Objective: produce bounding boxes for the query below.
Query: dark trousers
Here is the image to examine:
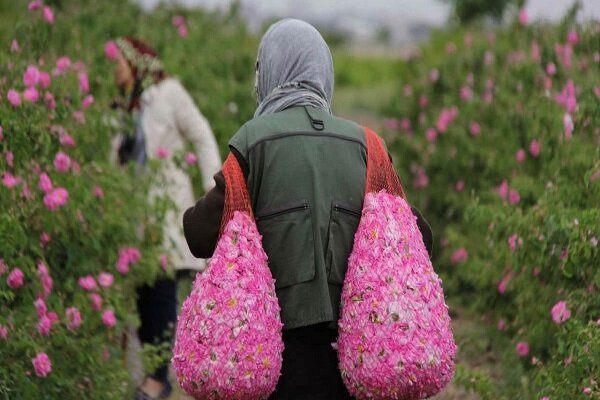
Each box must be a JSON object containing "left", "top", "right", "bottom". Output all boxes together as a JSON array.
[
  {"left": 269, "top": 323, "right": 354, "bottom": 400},
  {"left": 136, "top": 278, "right": 177, "bottom": 383}
]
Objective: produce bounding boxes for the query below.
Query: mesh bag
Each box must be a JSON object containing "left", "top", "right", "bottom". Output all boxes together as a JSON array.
[
  {"left": 337, "top": 128, "right": 456, "bottom": 399},
  {"left": 173, "top": 154, "right": 284, "bottom": 400}
]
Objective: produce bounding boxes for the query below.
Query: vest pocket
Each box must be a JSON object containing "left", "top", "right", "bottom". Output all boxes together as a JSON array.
[
  {"left": 326, "top": 202, "right": 361, "bottom": 285},
  {"left": 256, "top": 201, "right": 316, "bottom": 290}
]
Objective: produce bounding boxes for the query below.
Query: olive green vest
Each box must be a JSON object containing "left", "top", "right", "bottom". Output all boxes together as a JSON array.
[{"left": 229, "top": 106, "right": 367, "bottom": 329}]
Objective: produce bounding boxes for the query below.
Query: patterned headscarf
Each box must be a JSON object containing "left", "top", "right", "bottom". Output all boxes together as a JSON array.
[{"left": 115, "top": 37, "right": 164, "bottom": 92}]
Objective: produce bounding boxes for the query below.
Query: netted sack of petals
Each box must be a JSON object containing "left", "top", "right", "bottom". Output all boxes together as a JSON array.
[
  {"left": 172, "top": 154, "right": 284, "bottom": 400},
  {"left": 337, "top": 128, "right": 456, "bottom": 400}
]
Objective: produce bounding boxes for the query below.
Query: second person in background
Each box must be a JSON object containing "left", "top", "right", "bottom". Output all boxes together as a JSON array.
[{"left": 110, "top": 36, "right": 222, "bottom": 400}]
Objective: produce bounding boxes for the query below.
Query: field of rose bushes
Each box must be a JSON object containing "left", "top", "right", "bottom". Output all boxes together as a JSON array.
[
  {"left": 0, "top": 0, "right": 256, "bottom": 398},
  {"left": 2, "top": 0, "right": 599, "bottom": 399},
  {"left": 382, "top": 5, "right": 600, "bottom": 399}
]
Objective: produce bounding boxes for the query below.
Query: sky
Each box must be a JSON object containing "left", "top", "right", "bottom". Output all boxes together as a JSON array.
[{"left": 139, "top": 0, "right": 600, "bottom": 44}]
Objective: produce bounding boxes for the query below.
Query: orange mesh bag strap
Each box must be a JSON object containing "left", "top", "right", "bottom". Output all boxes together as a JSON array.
[
  {"left": 364, "top": 127, "right": 405, "bottom": 197},
  {"left": 220, "top": 153, "right": 253, "bottom": 235}
]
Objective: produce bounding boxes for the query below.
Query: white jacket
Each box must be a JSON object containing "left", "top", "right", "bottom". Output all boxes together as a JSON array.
[{"left": 140, "top": 78, "right": 221, "bottom": 271}]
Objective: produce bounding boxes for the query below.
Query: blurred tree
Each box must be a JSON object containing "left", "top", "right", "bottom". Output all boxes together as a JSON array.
[{"left": 443, "top": 0, "right": 525, "bottom": 23}]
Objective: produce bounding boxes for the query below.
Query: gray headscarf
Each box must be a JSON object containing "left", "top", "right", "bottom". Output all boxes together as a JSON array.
[{"left": 254, "top": 19, "right": 334, "bottom": 118}]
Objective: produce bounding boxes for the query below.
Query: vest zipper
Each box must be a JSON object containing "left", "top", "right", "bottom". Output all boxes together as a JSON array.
[
  {"left": 333, "top": 203, "right": 361, "bottom": 218},
  {"left": 256, "top": 202, "right": 309, "bottom": 221}
]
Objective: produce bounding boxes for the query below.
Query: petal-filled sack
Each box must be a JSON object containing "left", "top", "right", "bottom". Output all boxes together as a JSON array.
[
  {"left": 337, "top": 128, "right": 456, "bottom": 400},
  {"left": 173, "top": 154, "right": 284, "bottom": 400}
]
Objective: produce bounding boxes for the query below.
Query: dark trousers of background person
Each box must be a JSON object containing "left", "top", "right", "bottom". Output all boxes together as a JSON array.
[
  {"left": 269, "top": 323, "right": 354, "bottom": 400},
  {"left": 136, "top": 277, "right": 177, "bottom": 383}
]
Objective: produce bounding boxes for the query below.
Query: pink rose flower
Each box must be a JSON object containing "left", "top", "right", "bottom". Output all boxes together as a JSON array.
[
  {"left": 451, "top": 248, "right": 468, "bottom": 265},
  {"left": 43, "top": 187, "right": 69, "bottom": 211},
  {"left": 28, "top": 0, "right": 42, "bottom": 12},
  {"left": 7, "top": 268, "right": 24, "bottom": 289},
  {"left": 469, "top": 121, "right": 481, "bottom": 137},
  {"left": 55, "top": 56, "right": 71, "bottom": 74},
  {"left": 93, "top": 186, "right": 104, "bottom": 198},
  {"left": 40, "top": 232, "right": 51, "bottom": 246},
  {"left": 425, "top": 128, "right": 437, "bottom": 142},
  {"left": 155, "top": 147, "right": 171, "bottom": 159},
  {"left": 460, "top": 85, "right": 472, "bottom": 101},
  {"left": 23, "top": 65, "right": 40, "bottom": 87},
  {"left": 102, "top": 309, "right": 117, "bottom": 328},
  {"left": 32, "top": 352, "right": 52, "bottom": 377},
  {"left": 7, "top": 89, "right": 21, "bottom": 106},
  {"left": 508, "top": 234, "right": 522, "bottom": 251},
  {"left": 78, "top": 275, "right": 97, "bottom": 291},
  {"left": 44, "top": 92, "right": 56, "bottom": 110},
  {"left": 23, "top": 87, "right": 40, "bottom": 103},
  {"left": 89, "top": 293, "right": 102, "bottom": 311},
  {"left": 429, "top": 68, "right": 439, "bottom": 82},
  {"left": 35, "top": 298, "right": 47, "bottom": 318},
  {"left": 546, "top": 63, "right": 557, "bottom": 76},
  {"left": 2, "top": 172, "right": 20, "bottom": 188},
  {"left": 4, "top": 151, "right": 13, "bottom": 167},
  {"left": 509, "top": 190, "right": 520, "bottom": 205},
  {"left": 0, "top": 325, "right": 8, "bottom": 339},
  {"left": 38, "top": 173, "right": 53, "bottom": 193},
  {"left": 516, "top": 342, "right": 529, "bottom": 357},
  {"left": 455, "top": 180, "right": 465, "bottom": 192},
  {"left": 497, "top": 319, "right": 507, "bottom": 331},
  {"left": 497, "top": 273, "right": 512, "bottom": 294},
  {"left": 37, "top": 315, "right": 52, "bottom": 336},
  {"left": 53, "top": 152, "right": 71, "bottom": 173},
  {"left": 551, "top": 301, "right": 571, "bottom": 324},
  {"left": 583, "top": 388, "right": 592, "bottom": 396},
  {"left": 567, "top": 31, "right": 579, "bottom": 45},
  {"left": 10, "top": 39, "right": 19, "bottom": 53},
  {"left": 184, "top": 152, "right": 198, "bottom": 165},
  {"left": 515, "top": 149, "right": 526, "bottom": 163},
  {"left": 65, "top": 307, "right": 82, "bottom": 331},
  {"left": 177, "top": 25, "right": 189, "bottom": 38},
  {"left": 39, "top": 71, "right": 51, "bottom": 88},
  {"left": 42, "top": 6, "right": 54, "bottom": 23},
  {"left": 104, "top": 41, "right": 119, "bottom": 60},
  {"left": 172, "top": 15, "right": 185, "bottom": 27},
  {"left": 98, "top": 272, "right": 113, "bottom": 288},
  {"left": 78, "top": 72, "right": 89, "bottom": 93},
  {"left": 82, "top": 95, "right": 94, "bottom": 108},
  {"left": 59, "top": 133, "right": 76, "bottom": 147},
  {"left": 529, "top": 140, "right": 540, "bottom": 157},
  {"left": 518, "top": 9, "right": 529, "bottom": 26}
]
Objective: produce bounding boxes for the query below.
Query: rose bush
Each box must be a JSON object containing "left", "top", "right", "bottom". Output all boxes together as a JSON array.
[
  {"left": 0, "top": 0, "right": 256, "bottom": 398},
  {"left": 382, "top": 5, "right": 600, "bottom": 399}
]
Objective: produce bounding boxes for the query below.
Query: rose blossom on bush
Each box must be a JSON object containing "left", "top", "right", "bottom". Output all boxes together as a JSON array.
[
  {"left": 43, "top": 187, "right": 69, "bottom": 211},
  {"left": 23, "top": 65, "right": 40, "bottom": 87},
  {"left": 7, "top": 89, "right": 21, "bottom": 106},
  {"left": 116, "top": 247, "right": 141, "bottom": 274},
  {"left": 37, "top": 315, "right": 52, "bottom": 336},
  {"left": 38, "top": 173, "right": 53, "bottom": 193},
  {"left": 82, "top": 95, "right": 94, "bottom": 108},
  {"left": 159, "top": 254, "right": 168, "bottom": 271},
  {"left": 0, "top": 325, "right": 8, "bottom": 339},
  {"left": 155, "top": 147, "right": 170, "bottom": 158},
  {"left": 7, "top": 268, "right": 24, "bottom": 289},
  {"left": 516, "top": 342, "right": 529, "bottom": 357},
  {"left": 184, "top": 152, "right": 197, "bottom": 165},
  {"left": 102, "top": 309, "right": 116, "bottom": 328},
  {"left": 89, "top": 293, "right": 102, "bottom": 311},
  {"left": 97, "top": 272, "right": 113, "bottom": 288},
  {"left": 42, "top": 6, "right": 54, "bottom": 23},
  {"left": 32, "top": 352, "right": 52, "bottom": 377},
  {"left": 529, "top": 139, "right": 541, "bottom": 157},
  {"left": 35, "top": 298, "right": 47, "bottom": 318},
  {"left": 78, "top": 275, "right": 97, "bottom": 291},
  {"left": 23, "top": 87, "right": 40, "bottom": 103},
  {"left": 551, "top": 301, "right": 571, "bottom": 324},
  {"left": 78, "top": 72, "right": 89, "bottom": 93},
  {"left": 65, "top": 307, "right": 82, "bottom": 331},
  {"left": 39, "top": 71, "right": 51, "bottom": 88},
  {"left": 53, "top": 152, "right": 71, "bottom": 173},
  {"left": 451, "top": 247, "right": 468, "bottom": 264},
  {"left": 104, "top": 41, "right": 119, "bottom": 59},
  {"left": 55, "top": 56, "right": 71, "bottom": 75},
  {"left": 516, "top": 149, "right": 526, "bottom": 163}
]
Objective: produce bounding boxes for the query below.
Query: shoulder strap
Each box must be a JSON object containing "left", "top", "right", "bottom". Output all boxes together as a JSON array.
[
  {"left": 364, "top": 127, "right": 405, "bottom": 197},
  {"left": 220, "top": 153, "right": 253, "bottom": 235}
]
